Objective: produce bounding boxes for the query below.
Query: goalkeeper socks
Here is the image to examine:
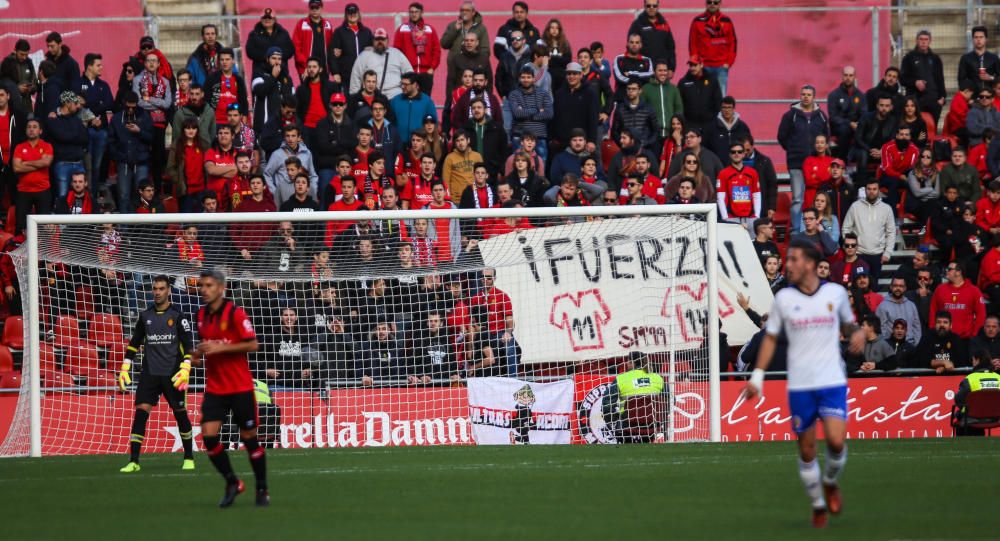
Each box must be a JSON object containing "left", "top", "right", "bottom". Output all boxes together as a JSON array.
[
  {"left": 172, "top": 409, "right": 194, "bottom": 460},
  {"left": 798, "top": 458, "right": 826, "bottom": 510},
  {"left": 823, "top": 445, "right": 847, "bottom": 486},
  {"left": 203, "top": 435, "right": 237, "bottom": 484},
  {"left": 128, "top": 409, "right": 150, "bottom": 463},
  {"left": 242, "top": 438, "right": 268, "bottom": 491}
]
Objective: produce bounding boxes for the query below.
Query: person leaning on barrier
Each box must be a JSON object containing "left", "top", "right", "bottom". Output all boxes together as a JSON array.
[
  {"left": 952, "top": 349, "right": 1000, "bottom": 436},
  {"left": 602, "top": 351, "right": 669, "bottom": 444}
]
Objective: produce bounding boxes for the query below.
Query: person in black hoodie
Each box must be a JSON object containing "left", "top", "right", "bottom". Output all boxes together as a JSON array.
[
  {"left": 864, "top": 66, "right": 905, "bottom": 113},
  {"left": 264, "top": 307, "right": 317, "bottom": 389},
  {"left": 1, "top": 40, "right": 36, "bottom": 113},
  {"left": 45, "top": 92, "right": 89, "bottom": 199},
  {"left": 677, "top": 56, "right": 721, "bottom": 135},
  {"left": 852, "top": 96, "right": 897, "bottom": 184},
  {"left": 44, "top": 32, "right": 80, "bottom": 88},
  {"left": 957, "top": 25, "right": 1000, "bottom": 94},
  {"left": 357, "top": 319, "right": 405, "bottom": 386},
  {"left": 260, "top": 96, "right": 302, "bottom": 158},
  {"left": 328, "top": 3, "right": 374, "bottom": 88},
  {"left": 827, "top": 66, "right": 866, "bottom": 160},
  {"left": 413, "top": 310, "right": 458, "bottom": 383},
  {"left": 251, "top": 47, "right": 295, "bottom": 136},
  {"left": 245, "top": 9, "right": 295, "bottom": 77},
  {"left": 313, "top": 92, "right": 358, "bottom": 186},
  {"left": 34, "top": 61, "right": 63, "bottom": 120},
  {"left": 741, "top": 135, "right": 778, "bottom": 217},
  {"left": 626, "top": 2, "right": 676, "bottom": 74},
  {"left": 900, "top": 30, "right": 947, "bottom": 124},
  {"left": 346, "top": 69, "right": 391, "bottom": 126}
]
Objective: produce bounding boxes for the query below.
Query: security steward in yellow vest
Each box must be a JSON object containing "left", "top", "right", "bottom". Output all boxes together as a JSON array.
[
  {"left": 954, "top": 349, "right": 1000, "bottom": 436},
  {"left": 604, "top": 351, "right": 669, "bottom": 443}
]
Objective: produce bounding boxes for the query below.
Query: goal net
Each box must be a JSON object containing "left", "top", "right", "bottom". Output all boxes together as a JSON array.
[{"left": 0, "top": 205, "right": 722, "bottom": 457}]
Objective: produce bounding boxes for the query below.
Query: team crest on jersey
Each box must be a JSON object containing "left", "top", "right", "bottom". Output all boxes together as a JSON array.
[
  {"left": 827, "top": 303, "right": 833, "bottom": 312},
  {"left": 946, "top": 342, "right": 951, "bottom": 349},
  {"left": 167, "top": 319, "right": 173, "bottom": 326},
  {"left": 221, "top": 320, "right": 228, "bottom": 331}
]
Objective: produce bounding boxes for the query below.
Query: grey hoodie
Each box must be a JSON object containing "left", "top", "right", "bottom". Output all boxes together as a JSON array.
[
  {"left": 874, "top": 294, "right": 922, "bottom": 346},
  {"left": 842, "top": 194, "right": 897, "bottom": 257}
]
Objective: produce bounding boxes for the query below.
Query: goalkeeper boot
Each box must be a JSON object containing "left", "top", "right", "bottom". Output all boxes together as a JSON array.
[
  {"left": 255, "top": 489, "right": 270, "bottom": 507},
  {"left": 182, "top": 459, "right": 195, "bottom": 471},
  {"left": 811, "top": 508, "right": 828, "bottom": 529},
  {"left": 823, "top": 483, "right": 842, "bottom": 515},
  {"left": 218, "top": 479, "right": 245, "bottom": 508},
  {"left": 119, "top": 462, "right": 141, "bottom": 473}
]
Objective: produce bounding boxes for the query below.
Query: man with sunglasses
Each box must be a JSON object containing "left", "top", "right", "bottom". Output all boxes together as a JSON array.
[
  {"left": 717, "top": 143, "right": 760, "bottom": 231},
  {"left": 828, "top": 233, "right": 870, "bottom": 287},
  {"left": 688, "top": 0, "right": 737, "bottom": 96},
  {"left": 627, "top": 1, "right": 676, "bottom": 78},
  {"left": 494, "top": 2, "right": 540, "bottom": 58},
  {"left": 966, "top": 88, "right": 1000, "bottom": 146}
]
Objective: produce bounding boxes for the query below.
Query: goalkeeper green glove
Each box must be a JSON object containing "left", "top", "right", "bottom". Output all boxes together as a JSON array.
[
  {"left": 117, "top": 361, "right": 132, "bottom": 391},
  {"left": 171, "top": 361, "right": 191, "bottom": 391}
]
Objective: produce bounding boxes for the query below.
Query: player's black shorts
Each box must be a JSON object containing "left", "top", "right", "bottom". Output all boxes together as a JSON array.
[
  {"left": 135, "top": 374, "right": 186, "bottom": 409},
  {"left": 201, "top": 391, "right": 258, "bottom": 430}
]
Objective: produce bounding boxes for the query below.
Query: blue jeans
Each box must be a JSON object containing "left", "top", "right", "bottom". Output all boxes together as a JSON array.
[
  {"left": 511, "top": 137, "right": 548, "bottom": 167},
  {"left": 788, "top": 168, "right": 805, "bottom": 233},
  {"left": 703, "top": 66, "right": 730, "bottom": 97},
  {"left": 87, "top": 127, "right": 108, "bottom": 190},
  {"left": 51, "top": 161, "right": 85, "bottom": 199},
  {"left": 117, "top": 162, "right": 149, "bottom": 213}
]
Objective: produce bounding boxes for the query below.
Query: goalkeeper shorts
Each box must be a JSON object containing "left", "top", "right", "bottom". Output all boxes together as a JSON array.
[
  {"left": 787, "top": 385, "right": 848, "bottom": 434},
  {"left": 202, "top": 391, "right": 258, "bottom": 430},
  {"left": 135, "top": 375, "right": 186, "bottom": 409}
]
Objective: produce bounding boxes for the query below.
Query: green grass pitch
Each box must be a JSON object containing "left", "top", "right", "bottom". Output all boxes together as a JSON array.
[{"left": 1, "top": 438, "right": 996, "bottom": 540}]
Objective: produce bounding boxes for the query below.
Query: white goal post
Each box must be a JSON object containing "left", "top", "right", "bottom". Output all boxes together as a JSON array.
[{"left": 7, "top": 204, "right": 721, "bottom": 457}]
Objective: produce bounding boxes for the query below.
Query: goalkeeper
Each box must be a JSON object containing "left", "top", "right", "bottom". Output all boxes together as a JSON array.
[{"left": 118, "top": 275, "right": 196, "bottom": 473}]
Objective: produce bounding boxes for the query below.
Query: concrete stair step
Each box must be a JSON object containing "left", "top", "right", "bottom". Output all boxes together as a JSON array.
[{"left": 147, "top": 3, "right": 223, "bottom": 17}]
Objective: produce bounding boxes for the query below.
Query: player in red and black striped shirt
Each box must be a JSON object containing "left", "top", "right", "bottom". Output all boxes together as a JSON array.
[{"left": 193, "top": 268, "right": 268, "bottom": 507}]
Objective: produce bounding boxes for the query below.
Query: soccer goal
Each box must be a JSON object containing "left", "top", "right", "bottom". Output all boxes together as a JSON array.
[{"left": 0, "top": 204, "right": 725, "bottom": 457}]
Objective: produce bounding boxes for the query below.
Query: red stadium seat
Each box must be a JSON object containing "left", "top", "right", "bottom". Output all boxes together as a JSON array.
[
  {"left": 75, "top": 286, "right": 95, "bottom": 324},
  {"left": 0, "top": 231, "right": 13, "bottom": 249},
  {"left": 39, "top": 343, "right": 57, "bottom": 372},
  {"left": 772, "top": 191, "right": 792, "bottom": 241},
  {"left": 0, "top": 344, "right": 13, "bottom": 372},
  {"left": 0, "top": 370, "right": 20, "bottom": 388},
  {"left": 88, "top": 313, "right": 124, "bottom": 348},
  {"left": 952, "top": 389, "right": 1000, "bottom": 436},
  {"left": 66, "top": 343, "right": 102, "bottom": 385},
  {"left": 921, "top": 112, "right": 937, "bottom": 143},
  {"left": 40, "top": 369, "right": 73, "bottom": 388},
  {"left": 161, "top": 195, "right": 179, "bottom": 214},
  {"left": 53, "top": 315, "right": 82, "bottom": 350},
  {"left": 3, "top": 315, "right": 23, "bottom": 352}
]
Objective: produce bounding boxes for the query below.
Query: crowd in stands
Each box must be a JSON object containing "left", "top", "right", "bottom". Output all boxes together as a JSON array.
[{"left": 1, "top": 0, "right": 998, "bottom": 385}]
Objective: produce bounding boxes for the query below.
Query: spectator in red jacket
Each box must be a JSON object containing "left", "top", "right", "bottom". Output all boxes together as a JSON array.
[
  {"left": 943, "top": 83, "right": 973, "bottom": 145},
  {"left": 976, "top": 180, "right": 1000, "bottom": 240},
  {"left": 292, "top": 0, "right": 334, "bottom": 82},
  {"left": 325, "top": 175, "right": 365, "bottom": 246},
  {"left": 394, "top": 3, "right": 441, "bottom": 93},
  {"left": 801, "top": 134, "right": 834, "bottom": 211},
  {"left": 931, "top": 260, "right": 987, "bottom": 339},
  {"left": 979, "top": 235, "right": 1000, "bottom": 315},
  {"left": 230, "top": 174, "right": 277, "bottom": 268},
  {"left": 716, "top": 142, "right": 760, "bottom": 230},
  {"left": 878, "top": 125, "right": 918, "bottom": 215},
  {"left": 688, "top": 0, "right": 737, "bottom": 96}
]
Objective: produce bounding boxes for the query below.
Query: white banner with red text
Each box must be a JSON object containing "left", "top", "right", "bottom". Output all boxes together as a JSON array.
[
  {"left": 479, "top": 218, "right": 771, "bottom": 364},
  {"left": 466, "top": 377, "right": 574, "bottom": 445}
]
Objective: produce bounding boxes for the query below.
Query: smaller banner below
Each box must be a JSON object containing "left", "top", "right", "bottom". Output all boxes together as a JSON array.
[{"left": 467, "top": 377, "right": 574, "bottom": 445}]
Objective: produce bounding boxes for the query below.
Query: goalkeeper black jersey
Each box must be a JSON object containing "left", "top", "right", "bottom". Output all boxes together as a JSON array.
[{"left": 126, "top": 304, "right": 194, "bottom": 376}]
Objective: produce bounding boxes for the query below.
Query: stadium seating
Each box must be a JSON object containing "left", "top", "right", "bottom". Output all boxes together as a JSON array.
[
  {"left": 0, "top": 344, "right": 13, "bottom": 372},
  {"left": 53, "top": 316, "right": 82, "bottom": 350},
  {"left": 74, "top": 287, "right": 95, "bottom": 324},
  {"left": 88, "top": 313, "right": 123, "bottom": 349},
  {"left": 772, "top": 191, "right": 792, "bottom": 242},
  {"left": 0, "top": 370, "right": 20, "bottom": 388},
  {"left": 65, "top": 343, "right": 102, "bottom": 384},
  {"left": 3, "top": 315, "right": 23, "bottom": 353}
]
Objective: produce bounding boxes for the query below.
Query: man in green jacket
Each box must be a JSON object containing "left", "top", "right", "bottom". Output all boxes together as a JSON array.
[
  {"left": 938, "top": 146, "right": 982, "bottom": 202},
  {"left": 953, "top": 349, "right": 1000, "bottom": 435},
  {"left": 641, "top": 60, "right": 683, "bottom": 147},
  {"left": 603, "top": 351, "right": 669, "bottom": 443}
]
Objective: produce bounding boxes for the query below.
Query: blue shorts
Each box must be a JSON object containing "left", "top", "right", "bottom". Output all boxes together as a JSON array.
[{"left": 787, "top": 385, "right": 848, "bottom": 434}]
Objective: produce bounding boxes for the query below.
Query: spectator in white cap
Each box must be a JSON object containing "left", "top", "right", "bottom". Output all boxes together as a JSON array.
[{"left": 350, "top": 27, "right": 414, "bottom": 99}]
